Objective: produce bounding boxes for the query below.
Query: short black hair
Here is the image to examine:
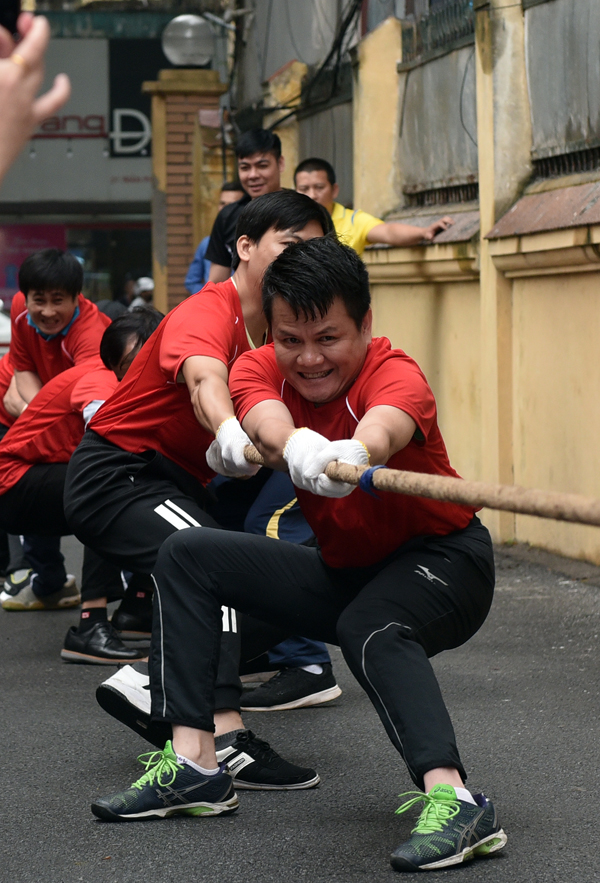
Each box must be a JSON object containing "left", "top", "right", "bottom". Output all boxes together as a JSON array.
[
  {"left": 232, "top": 190, "right": 334, "bottom": 270},
  {"left": 100, "top": 306, "right": 164, "bottom": 371},
  {"left": 221, "top": 180, "right": 244, "bottom": 192},
  {"left": 262, "top": 237, "right": 370, "bottom": 330},
  {"left": 294, "top": 157, "right": 336, "bottom": 186},
  {"left": 235, "top": 129, "right": 282, "bottom": 161},
  {"left": 19, "top": 248, "right": 83, "bottom": 299}
]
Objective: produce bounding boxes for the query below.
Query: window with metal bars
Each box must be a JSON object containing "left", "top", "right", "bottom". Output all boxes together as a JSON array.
[
  {"left": 401, "top": 0, "right": 474, "bottom": 65},
  {"left": 533, "top": 147, "right": 600, "bottom": 179},
  {"left": 404, "top": 183, "right": 478, "bottom": 206}
]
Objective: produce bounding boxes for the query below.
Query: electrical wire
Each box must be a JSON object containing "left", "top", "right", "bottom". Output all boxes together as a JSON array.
[
  {"left": 268, "top": 0, "right": 364, "bottom": 130},
  {"left": 459, "top": 45, "right": 477, "bottom": 148},
  {"left": 260, "top": 0, "right": 274, "bottom": 83}
]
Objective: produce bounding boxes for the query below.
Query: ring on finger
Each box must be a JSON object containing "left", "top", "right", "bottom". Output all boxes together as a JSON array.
[{"left": 10, "top": 53, "right": 29, "bottom": 71}]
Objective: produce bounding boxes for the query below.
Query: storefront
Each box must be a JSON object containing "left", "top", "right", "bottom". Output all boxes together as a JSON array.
[{"left": 0, "top": 15, "right": 176, "bottom": 310}]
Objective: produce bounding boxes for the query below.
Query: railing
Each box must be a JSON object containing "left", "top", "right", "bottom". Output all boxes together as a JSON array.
[
  {"left": 401, "top": 0, "right": 474, "bottom": 66},
  {"left": 533, "top": 146, "right": 600, "bottom": 179},
  {"left": 404, "top": 182, "right": 479, "bottom": 207}
]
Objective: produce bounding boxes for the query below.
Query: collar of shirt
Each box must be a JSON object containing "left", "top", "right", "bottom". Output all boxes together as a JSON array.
[{"left": 27, "top": 304, "right": 80, "bottom": 340}]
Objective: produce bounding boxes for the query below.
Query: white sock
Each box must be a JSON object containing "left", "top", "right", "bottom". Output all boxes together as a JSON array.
[
  {"left": 299, "top": 664, "right": 324, "bottom": 675},
  {"left": 176, "top": 754, "right": 220, "bottom": 776},
  {"left": 454, "top": 786, "right": 476, "bottom": 805}
]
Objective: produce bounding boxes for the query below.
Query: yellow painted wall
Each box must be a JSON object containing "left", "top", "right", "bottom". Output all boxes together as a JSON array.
[
  {"left": 367, "top": 247, "right": 482, "bottom": 484},
  {"left": 511, "top": 270, "right": 600, "bottom": 562},
  {"left": 353, "top": 17, "right": 403, "bottom": 217}
]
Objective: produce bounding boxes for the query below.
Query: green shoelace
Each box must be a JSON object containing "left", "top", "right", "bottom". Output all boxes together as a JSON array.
[
  {"left": 131, "top": 748, "right": 183, "bottom": 791},
  {"left": 395, "top": 791, "right": 461, "bottom": 834}
]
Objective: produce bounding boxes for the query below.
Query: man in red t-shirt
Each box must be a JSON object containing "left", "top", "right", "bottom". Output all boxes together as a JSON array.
[
  {"left": 11, "top": 248, "right": 110, "bottom": 404},
  {"left": 94, "top": 238, "right": 507, "bottom": 874},
  {"left": 0, "top": 310, "right": 163, "bottom": 665},
  {"left": 65, "top": 191, "right": 333, "bottom": 792}
]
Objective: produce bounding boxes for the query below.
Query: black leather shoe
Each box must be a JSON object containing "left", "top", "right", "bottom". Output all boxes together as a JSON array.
[
  {"left": 111, "top": 606, "right": 152, "bottom": 640},
  {"left": 61, "top": 622, "right": 147, "bottom": 665}
]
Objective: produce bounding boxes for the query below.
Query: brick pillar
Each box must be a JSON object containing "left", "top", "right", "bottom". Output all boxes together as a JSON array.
[{"left": 143, "top": 70, "right": 231, "bottom": 313}]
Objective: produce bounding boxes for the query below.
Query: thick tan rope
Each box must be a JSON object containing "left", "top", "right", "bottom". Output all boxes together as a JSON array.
[{"left": 243, "top": 445, "right": 600, "bottom": 527}]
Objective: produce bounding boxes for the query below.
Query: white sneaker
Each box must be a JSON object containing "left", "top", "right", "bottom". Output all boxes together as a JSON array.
[{"left": 97, "top": 661, "right": 151, "bottom": 714}]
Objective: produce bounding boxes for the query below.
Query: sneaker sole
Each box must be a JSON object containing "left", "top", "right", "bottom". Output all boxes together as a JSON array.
[
  {"left": 96, "top": 684, "right": 170, "bottom": 749},
  {"left": 97, "top": 681, "right": 151, "bottom": 715},
  {"left": 2, "top": 596, "right": 81, "bottom": 611},
  {"left": 2, "top": 600, "right": 45, "bottom": 610},
  {"left": 91, "top": 794, "right": 239, "bottom": 822},
  {"left": 391, "top": 829, "right": 508, "bottom": 872},
  {"left": 61, "top": 649, "right": 147, "bottom": 665},
  {"left": 233, "top": 772, "right": 320, "bottom": 791},
  {"left": 240, "top": 684, "right": 342, "bottom": 712}
]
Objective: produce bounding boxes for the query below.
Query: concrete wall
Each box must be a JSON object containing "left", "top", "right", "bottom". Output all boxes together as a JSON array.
[
  {"left": 526, "top": 0, "right": 600, "bottom": 157},
  {"left": 400, "top": 45, "right": 478, "bottom": 193},
  {"left": 236, "top": 0, "right": 340, "bottom": 108}
]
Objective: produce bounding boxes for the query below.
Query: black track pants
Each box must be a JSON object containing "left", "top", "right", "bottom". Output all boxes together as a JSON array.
[
  {"left": 64, "top": 430, "right": 246, "bottom": 712},
  {"left": 151, "top": 517, "right": 494, "bottom": 790},
  {"left": 0, "top": 462, "right": 123, "bottom": 601}
]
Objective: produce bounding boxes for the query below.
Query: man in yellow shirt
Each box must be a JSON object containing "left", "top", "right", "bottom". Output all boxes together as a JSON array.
[{"left": 295, "top": 157, "right": 453, "bottom": 256}]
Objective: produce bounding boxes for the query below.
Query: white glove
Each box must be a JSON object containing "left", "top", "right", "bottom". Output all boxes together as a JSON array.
[
  {"left": 282, "top": 427, "right": 332, "bottom": 493},
  {"left": 206, "top": 417, "right": 260, "bottom": 477},
  {"left": 303, "top": 439, "right": 370, "bottom": 498}
]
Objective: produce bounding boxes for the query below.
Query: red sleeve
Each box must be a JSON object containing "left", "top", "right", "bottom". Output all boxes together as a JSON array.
[
  {"left": 0, "top": 352, "right": 15, "bottom": 426},
  {"left": 66, "top": 298, "right": 111, "bottom": 365},
  {"left": 70, "top": 365, "right": 118, "bottom": 413},
  {"left": 357, "top": 352, "right": 437, "bottom": 441},
  {"left": 10, "top": 291, "right": 26, "bottom": 323},
  {"left": 159, "top": 284, "right": 239, "bottom": 382},
  {"left": 10, "top": 311, "right": 36, "bottom": 373},
  {"left": 230, "top": 345, "right": 284, "bottom": 423}
]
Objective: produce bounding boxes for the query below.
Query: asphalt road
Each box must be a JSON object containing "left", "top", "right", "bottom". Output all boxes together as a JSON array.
[{"left": 2, "top": 537, "right": 600, "bottom": 883}]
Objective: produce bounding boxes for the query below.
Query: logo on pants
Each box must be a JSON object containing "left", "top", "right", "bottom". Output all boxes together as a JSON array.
[{"left": 414, "top": 565, "right": 448, "bottom": 586}]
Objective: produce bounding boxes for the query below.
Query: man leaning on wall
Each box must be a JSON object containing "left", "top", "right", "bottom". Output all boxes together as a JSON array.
[{"left": 295, "top": 157, "right": 453, "bottom": 255}]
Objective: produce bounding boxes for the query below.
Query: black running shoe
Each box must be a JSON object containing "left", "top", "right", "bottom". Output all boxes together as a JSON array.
[
  {"left": 241, "top": 664, "right": 341, "bottom": 711},
  {"left": 216, "top": 729, "right": 320, "bottom": 790},
  {"left": 390, "top": 785, "right": 507, "bottom": 872},
  {"left": 91, "top": 740, "right": 239, "bottom": 822}
]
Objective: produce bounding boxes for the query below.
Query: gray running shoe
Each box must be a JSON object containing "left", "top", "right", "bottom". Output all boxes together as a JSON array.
[
  {"left": 0, "top": 568, "right": 33, "bottom": 602},
  {"left": 91, "top": 740, "right": 239, "bottom": 821},
  {"left": 2, "top": 575, "right": 80, "bottom": 610},
  {"left": 390, "top": 784, "right": 507, "bottom": 872}
]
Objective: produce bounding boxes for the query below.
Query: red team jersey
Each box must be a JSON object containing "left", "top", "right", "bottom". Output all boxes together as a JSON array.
[
  {"left": 89, "top": 280, "right": 253, "bottom": 485},
  {"left": 0, "top": 352, "right": 16, "bottom": 428},
  {"left": 231, "top": 337, "right": 476, "bottom": 568},
  {"left": 0, "top": 360, "right": 116, "bottom": 495},
  {"left": 10, "top": 291, "right": 110, "bottom": 383}
]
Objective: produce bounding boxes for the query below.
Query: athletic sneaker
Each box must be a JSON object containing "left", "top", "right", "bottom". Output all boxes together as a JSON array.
[
  {"left": 0, "top": 568, "right": 33, "bottom": 602},
  {"left": 96, "top": 664, "right": 320, "bottom": 790},
  {"left": 1, "top": 575, "right": 80, "bottom": 610},
  {"left": 216, "top": 729, "right": 320, "bottom": 790},
  {"left": 91, "top": 740, "right": 239, "bottom": 821},
  {"left": 241, "top": 663, "right": 342, "bottom": 711},
  {"left": 390, "top": 784, "right": 507, "bottom": 872}
]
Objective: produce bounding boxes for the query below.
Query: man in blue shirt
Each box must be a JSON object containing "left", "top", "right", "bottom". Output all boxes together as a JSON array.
[{"left": 184, "top": 181, "right": 245, "bottom": 294}]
